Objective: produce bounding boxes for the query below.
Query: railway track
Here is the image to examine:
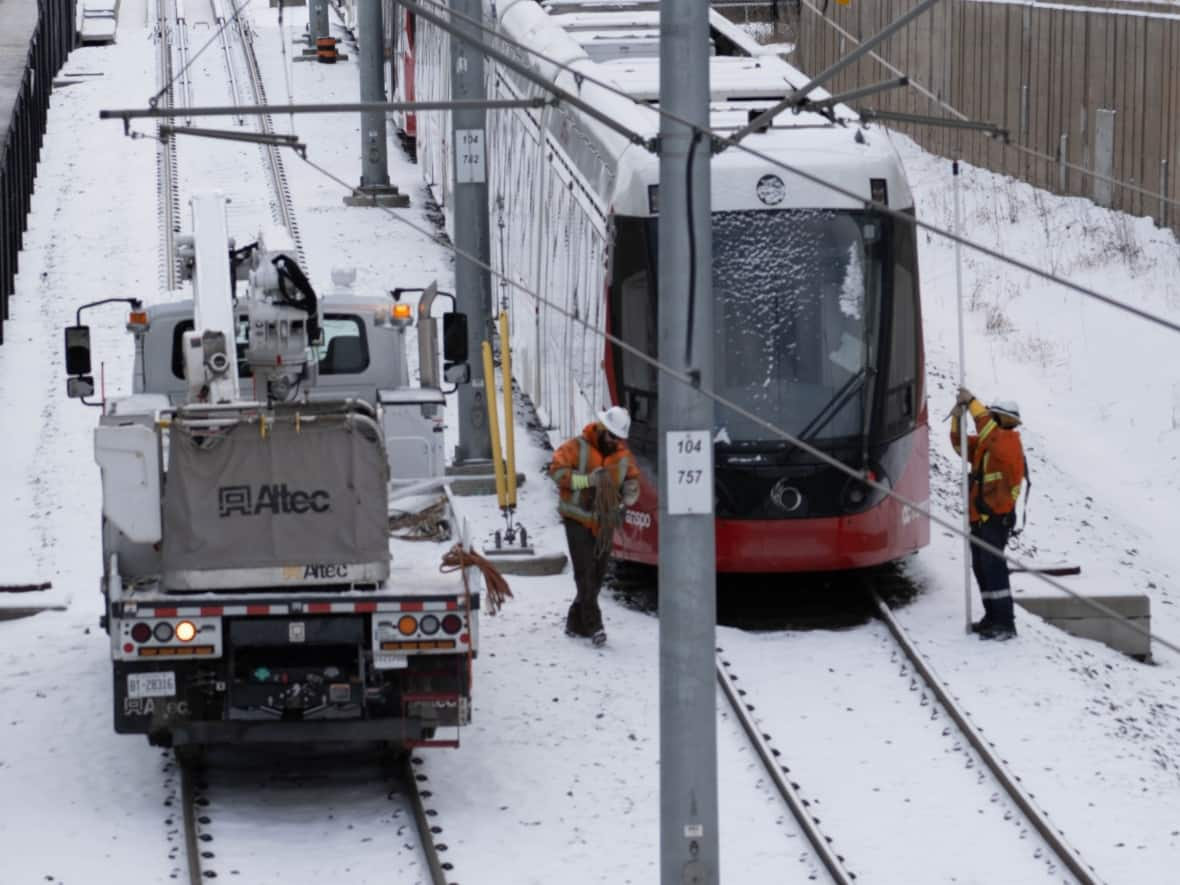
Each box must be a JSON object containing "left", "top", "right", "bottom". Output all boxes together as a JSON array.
[
  {"left": 156, "top": 0, "right": 305, "bottom": 288},
  {"left": 153, "top": 0, "right": 183, "bottom": 289},
  {"left": 210, "top": 0, "right": 246, "bottom": 126},
  {"left": 225, "top": 0, "right": 306, "bottom": 266},
  {"left": 177, "top": 749, "right": 452, "bottom": 884},
  {"left": 714, "top": 578, "right": 1106, "bottom": 885}
]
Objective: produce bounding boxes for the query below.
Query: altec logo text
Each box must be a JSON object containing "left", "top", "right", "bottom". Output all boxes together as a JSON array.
[{"left": 218, "top": 484, "right": 331, "bottom": 517}]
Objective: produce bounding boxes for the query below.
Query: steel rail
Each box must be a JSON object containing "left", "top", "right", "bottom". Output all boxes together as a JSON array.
[
  {"left": 229, "top": 1, "right": 306, "bottom": 266},
  {"left": 715, "top": 653, "right": 856, "bottom": 884},
  {"left": 174, "top": 0, "right": 196, "bottom": 126},
  {"left": 210, "top": 0, "right": 245, "bottom": 125},
  {"left": 402, "top": 755, "right": 449, "bottom": 885},
  {"left": 179, "top": 757, "right": 204, "bottom": 885},
  {"left": 871, "top": 589, "right": 1105, "bottom": 885},
  {"left": 156, "top": 0, "right": 182, "bottom": 290}
]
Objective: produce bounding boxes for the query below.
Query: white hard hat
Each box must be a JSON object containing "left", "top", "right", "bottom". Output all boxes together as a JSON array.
[
  {"left": 598, "top": 405, "right": 631, "bottom": 439},
  {"left": 989, "top": 400, "right": 1021, "bottom": 423}
]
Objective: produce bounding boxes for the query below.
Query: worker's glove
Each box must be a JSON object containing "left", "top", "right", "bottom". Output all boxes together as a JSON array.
[
  {"left": 955, "top": 386, "right": 975, "bottom": 407},
  {"left": 570, "top": 473, "right": 592, "bottom": 491},
  {"left": 621, "top": 479, "right": 640, "bottom": 507}
]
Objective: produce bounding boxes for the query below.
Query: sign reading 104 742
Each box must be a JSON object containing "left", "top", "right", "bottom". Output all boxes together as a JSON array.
[{"left": 666, "top": 430, "right": 713, "bottom": 515}]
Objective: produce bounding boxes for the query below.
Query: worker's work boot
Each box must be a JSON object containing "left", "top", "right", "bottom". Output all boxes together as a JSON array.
[
  {"left": 970, "top": 619, "right": 993, "bottom": 634},
  {"left": 591, "top": 630, "right": 607, "bottom": 648},
  {"left": 979, "top": 623, "right": 1017, "bottom": 641}
]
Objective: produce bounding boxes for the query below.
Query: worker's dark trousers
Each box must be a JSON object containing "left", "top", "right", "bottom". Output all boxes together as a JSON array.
[
  {"left": 563, "top": 518, "right": 610, "bottom": 636},
  {"left": 970, "top": 518, "right": 1015, "bottom": 629}
]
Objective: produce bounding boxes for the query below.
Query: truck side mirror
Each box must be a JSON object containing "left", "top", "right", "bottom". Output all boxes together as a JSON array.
[
  {"left": 444, "top": 363, "right": 471, "bottom": 385},
  {"left": 442, "top": 312, "right": 468, "bottom": 364},
  {"left": 65, "top": 325, "right": 92, "bottom": 376},
  {"left": 66, "top": 376, "right": 95, "bottom": 399}
]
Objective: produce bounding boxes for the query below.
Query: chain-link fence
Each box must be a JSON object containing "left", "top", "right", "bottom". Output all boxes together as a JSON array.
[{"left": 1, "top": 0, "right": 76, "bottom": 346}]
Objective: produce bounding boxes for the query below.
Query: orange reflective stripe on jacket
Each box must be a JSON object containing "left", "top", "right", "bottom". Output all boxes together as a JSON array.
[
  {"left": 549, "top": 422, "right": 641, "bottom": 534},
  {"left": 950, "top": 408, "right": 1024, "bottom": 523}
]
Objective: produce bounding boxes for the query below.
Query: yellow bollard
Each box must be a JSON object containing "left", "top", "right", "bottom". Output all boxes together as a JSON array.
[
  {"left": 499, "top": 311, "right": 518, "bottom": 510},
  {"left": 481, "top": 341, "right": 509, "bottom": 510}
]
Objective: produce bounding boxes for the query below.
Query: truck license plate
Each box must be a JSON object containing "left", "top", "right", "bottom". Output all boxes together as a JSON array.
[
  {"left": 373, "top": 652, "right": 408, "bottom": 670},
  {"left": 127, "top": 671, "right": 177, "bottom": 699}
]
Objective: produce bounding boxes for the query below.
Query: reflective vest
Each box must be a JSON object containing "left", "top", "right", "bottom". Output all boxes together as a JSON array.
[
  {"left": 549, "top": 422, "right": 640, "bottom": 534},
  {"left": 951, "top": 407, "right": 1025, "bottom": 524}
]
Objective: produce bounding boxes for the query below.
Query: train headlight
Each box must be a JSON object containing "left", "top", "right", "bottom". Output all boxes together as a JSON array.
[{"left": 870, "top": 177, "right": 888, "bottom": 206}]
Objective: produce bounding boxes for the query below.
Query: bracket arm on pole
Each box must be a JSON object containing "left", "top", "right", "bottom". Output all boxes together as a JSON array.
[
  {"left": 723, "top": 0, "right": 939, "bottom": 149},
  {"left": 803, "top": 77, "right": 909, "bottom": 113},
  {"left": 101, "top": 97, "right": 552, "bottom": 121},
  {"left": 857, "top": 108, "right": 1009, "bottom": 141}
]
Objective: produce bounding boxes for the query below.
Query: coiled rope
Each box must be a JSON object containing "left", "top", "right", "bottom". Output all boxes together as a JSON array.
[
  {"left": 440, "top": 544, "right": 514, "bottom": 615},
  {"left": 592, "top": 470, "right": 623, "bottom": 558}
]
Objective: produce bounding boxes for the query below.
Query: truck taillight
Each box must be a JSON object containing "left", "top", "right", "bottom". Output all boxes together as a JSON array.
[
  {"left": 153, "top": 622, "right": 174, "bottom": 642},
  {"left": 419, "top": 615, "right": 440, "bottom": 635},
  {"left": 131, "top": 623, "right": 151, "bottom": 643},
  {"left": 175, "top": 621, "right": 197, "bottom": 642},
  {"left": 441, "top": 614, "right": 462, "bottom": 635},
  {"left": 398, "top": 615, "right": 418, "bottom": 636}
]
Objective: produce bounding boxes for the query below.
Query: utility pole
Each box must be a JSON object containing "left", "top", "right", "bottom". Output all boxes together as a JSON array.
[
  {"left": 658, "top": 1, "right": 718, "bottom": 883},
  {"left": 344, "top": 0, "right": 409, "bottom": 207},
  {"left": 450, "top": 0, "right": 493, "bottom": 463}
]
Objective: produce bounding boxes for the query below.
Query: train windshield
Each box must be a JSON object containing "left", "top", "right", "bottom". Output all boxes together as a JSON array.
[{"left": 712, "top": 209, "right": 881, "bottom": 443}]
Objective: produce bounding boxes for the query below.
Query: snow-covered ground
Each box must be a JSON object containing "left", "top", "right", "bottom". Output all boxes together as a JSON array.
[{"left": 1, "top": 2, "right": 1179, "bottom": 882}]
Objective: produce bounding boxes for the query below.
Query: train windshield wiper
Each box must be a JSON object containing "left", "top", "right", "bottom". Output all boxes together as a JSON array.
[{"left": 794, "top": 368, "right": 866, "bottom": 448}]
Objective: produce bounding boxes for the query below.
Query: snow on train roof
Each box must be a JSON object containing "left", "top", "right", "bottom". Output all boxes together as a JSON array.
[
  {"left": 543, "top": 5, "right": 867, "bottom": 134},
  {"left": 501, "top": 0, "right": 914, "bottom": 212}
]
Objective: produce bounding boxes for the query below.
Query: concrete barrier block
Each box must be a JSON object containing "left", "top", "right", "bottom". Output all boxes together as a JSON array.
[{"left": 1014, "top": 592, "right": 1151, "bottom": 660}]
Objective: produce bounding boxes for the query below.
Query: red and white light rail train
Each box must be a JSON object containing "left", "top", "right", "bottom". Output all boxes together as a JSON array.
[{"left": 390, "top": 0, "right": 930, "bottom": 572}]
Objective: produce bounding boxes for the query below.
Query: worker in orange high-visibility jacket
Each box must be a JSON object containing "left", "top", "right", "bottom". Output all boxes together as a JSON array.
[
  {"left": 548, "top": 406, "right": 641, "bottom": 647},
  {"left": 950, "top": 386, "right": 1026, "bottom": 641}
]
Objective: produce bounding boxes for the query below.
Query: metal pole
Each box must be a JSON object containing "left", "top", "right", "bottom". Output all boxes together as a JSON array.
[
  {"left": 659, "top": 1, "right": 717, "bottom": 883},
  {"left": 344, "top": 0, "right": 410, "bottom": 207},
  {"left": 451, "top": 0, "right": 493, "bottom": 463},
  {"left": 310, "top": 0, "right": 330, "bottom": 46},
  {"left": 361, "top": 0, "right": 389, "bottom": 187},
  {"left": 1058, "top": 132, "right": 1068, "bottom": 194},
  {"left": 953, "top": 159, "right": 971, "bottom": 634}
]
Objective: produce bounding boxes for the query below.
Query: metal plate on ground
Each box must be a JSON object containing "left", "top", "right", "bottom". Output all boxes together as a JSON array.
[{"left": 127, "top": 671, "right": 176, "bottom": 699}]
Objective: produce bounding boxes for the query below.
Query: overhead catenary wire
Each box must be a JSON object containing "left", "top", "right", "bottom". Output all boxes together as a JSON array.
[
  {"left": 797, "top": 0, "right": 1180, "bottom": 216},
  {"left": 297, "top": 151, "right": 1180, "bottom": 658},
  {"left": 398, "top": 0, "right": 1180, "bottom": 339}
]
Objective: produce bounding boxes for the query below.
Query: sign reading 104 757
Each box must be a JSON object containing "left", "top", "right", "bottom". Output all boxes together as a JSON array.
[
  {"left": 666, "top": 430, "right": 713, "bottom": 515},
  {"left": 456, "top": 128, "right": 486, "bottom": 184}
]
